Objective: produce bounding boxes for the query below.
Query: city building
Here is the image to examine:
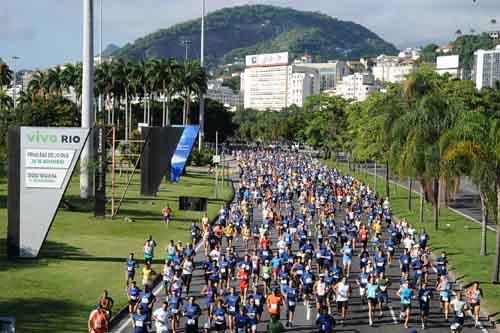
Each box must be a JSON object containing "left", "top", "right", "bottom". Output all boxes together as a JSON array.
[
  {"left": 436, "top": 55, "right": 461, "bottom": 78},
  {"left": 335, "top": 72, "right": 380, "bottom": 102},
  {"left": 488, "top": 30, "right": 500, "bottom": 40},
  {"left": 398, "top": 47, "right": 421, "bottom": 60},
  {"left": 292, "top": 61, "right": 349, "bottom": 91},
  {"left": 242, "top": 52, "right": 320, "bottom": 110},
  {"left": 473, "top": 45, "right": 500, "bottom": 90},
  {"left": 372, "top": 55, "right": 417, "bottom": 83},
  {"left": 206, "top": 80, "right": 243, "bottom": 110}
]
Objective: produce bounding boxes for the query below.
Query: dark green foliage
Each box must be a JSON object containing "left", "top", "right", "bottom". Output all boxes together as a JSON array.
[{"left": 111, "top": 5, "right": 398, "bottom": 65}]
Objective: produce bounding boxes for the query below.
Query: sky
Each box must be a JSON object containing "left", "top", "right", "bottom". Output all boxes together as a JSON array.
[{"left": 1, "top": 0, "right": 499, "bottom": 69}]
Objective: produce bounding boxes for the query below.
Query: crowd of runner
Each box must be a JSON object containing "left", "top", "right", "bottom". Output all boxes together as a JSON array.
[{"left": 89, "top": 149, "right": 485, "bottom": 333}]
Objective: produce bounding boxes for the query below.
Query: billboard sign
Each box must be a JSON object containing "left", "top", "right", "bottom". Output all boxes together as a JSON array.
[
  {"left": 170, "top": 125, "right": 200, "bottom": 182},
  {"left": 436, "top": 55, "right": 459, "bottom": 70},
  {"left": 245, "top": 52, "right": 289, "bottom": 67},
  {"left": 8, "top": 127, "right": 90, "bottom": 257}
]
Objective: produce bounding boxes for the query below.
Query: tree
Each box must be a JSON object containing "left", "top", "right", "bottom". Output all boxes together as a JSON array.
[
  {"left": 446, "top": 89, "right": 500, "bottom": 268},
  {"left": 175, "top": 60, "right": 207, "bottom": 125},
  {"left": 0, "top": 63, "right": 13, "bottom": 91}
]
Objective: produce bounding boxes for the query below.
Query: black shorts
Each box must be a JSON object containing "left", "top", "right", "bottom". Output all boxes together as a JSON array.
[
  {"left": 337, "top": 301, "right": 348, "bottom": 310},
  {"left": 128, "top": 299, "right": 139, "bottom": 306},
  {"left": 420, "top": 304, "right": 430, "bottom": 315},
  {"left": 368, "top": 297, "right": 377, "bottom": 305},
  {"left": 182, "top": 273, "right": 192, "bottom": 285},
  {"left": 401, "top": 304, "right": 411, "bottom": 312},
  {"left": 213, "top": 322, "right": 226, "bottom": 331}
]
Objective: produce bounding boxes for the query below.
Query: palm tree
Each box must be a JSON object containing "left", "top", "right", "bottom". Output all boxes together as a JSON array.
[
  {"left": 175, "top": 60, "right": 207, "bottom": 125},
  {"left": 46, "top": 66, "right": 65, "bottom": 96},
  {"left": 0, "top": 89, "right": 13, "bottom": 109},
  {"left": 157, "top": 58, "right": 179, "bottom": 126},
  {"left": 456, "top": 29, "right": 462, "bottom": 36},
  {"left": 0, "top": 63, "right": 13, "bottom": 91},
  {"left": 28, "top": 70, "right": 49, "bottom": 99},
  {"left": 94, "top": 61, "right": 114, "bottom": 124},
  {"left": 61, "top": 63, "right": 83, "bottom": 111}
]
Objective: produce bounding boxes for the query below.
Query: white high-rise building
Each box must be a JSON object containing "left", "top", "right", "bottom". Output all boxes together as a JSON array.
[
  {"left": 474, "top": 46, "right": 500, "bottom": 90},
  {"left": 242, "top": 52, "right": 320, "bottom": 110},
  {"left": 335, "top": 73, "right": 380, "bottom": 102},
  {"left": 206, "top": 80, "right": 243, "bottom": 110},
  {"left": 372, "top": 55, "right": 417, "bottom": 83}
]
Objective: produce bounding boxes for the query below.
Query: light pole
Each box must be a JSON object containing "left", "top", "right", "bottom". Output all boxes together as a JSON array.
[
  {"left": 98, "top": 0, "right": 104, "bottom": 125},
  {"left": 181, "top": 39, "right": 192, "bottom": 60},
  {"left": 80, "top": 0, "right": 95, "bottom": 199},
  {"left": 198, "top": 0, "right": 206, "bottom": 152},
  {"left": 11, "top": 56, "right": 19, "bottom": 109}
]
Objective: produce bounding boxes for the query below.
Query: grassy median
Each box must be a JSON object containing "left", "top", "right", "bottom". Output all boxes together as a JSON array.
[
  {"left": 327, "top": 160, "right": 500, "bottom": 316},
  {"left": 0, "top": 170, "right": 233, "bottom": 332}
]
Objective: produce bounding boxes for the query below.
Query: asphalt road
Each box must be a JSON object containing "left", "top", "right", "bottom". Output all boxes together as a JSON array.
[
  {"left": 113, "top": 160, "right": 491, "bottom": 333},
  {"left": 351, "top": 162, "right": 492, "bottom": 231}
]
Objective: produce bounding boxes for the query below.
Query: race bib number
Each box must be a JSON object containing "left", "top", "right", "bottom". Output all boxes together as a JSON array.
[{"left": 136, "top": 320, "right": 143, "bottom": 327}]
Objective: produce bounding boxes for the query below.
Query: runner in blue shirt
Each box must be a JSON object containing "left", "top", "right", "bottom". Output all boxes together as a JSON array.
[
  {"left": 234, "top": 307, "right": 250, "bottom": 333},
  {"left": 225, "top": 287, "right": 241, "bottom": 333},
  {"left": 127, "top": 280, "right": 141, "bottom": 314},
  {"left": 245, "top": 298, "right": 259, "bottom": 333},
  {"left": 183, "top": 296, "right": 201, "bottom": 333},
  {"left": 366, "top": 276, "right": 379, "bottom": 326},
  {"left": 316, "top": 307, "right": 335, "bottom": 333},
  {"left": 397, "top": 282, "right": 414, "bottom": 328},
  {"left": 125, "top": 253, "right": 138, "bottom": 288},
  {"left": 284, "top": 279, "right": 298, "bottom": 327},
  {"left": 418, "top": 282, "right": 433, "bottom": 329},
  {"left": 132, "top": 305, "right": 149, "bottom": 333},
  {"left": 212, "top": 299, "right": 227, "bottom": 332}
]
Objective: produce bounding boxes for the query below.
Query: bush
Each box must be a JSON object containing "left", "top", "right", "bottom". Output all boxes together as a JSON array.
[{"left": 188, "top": 148, "right": 214, "bottom": 166}]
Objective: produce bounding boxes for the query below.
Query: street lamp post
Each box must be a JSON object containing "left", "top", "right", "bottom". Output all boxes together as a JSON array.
[
  {"left": 80, "top": 0, "right": 95, "bottom": 199},
  {"left": 11, "top": 56, "right": 19, "bottom": 109},
  {"left": 198, "top": 0, "right": 206, "bottom": 152}
]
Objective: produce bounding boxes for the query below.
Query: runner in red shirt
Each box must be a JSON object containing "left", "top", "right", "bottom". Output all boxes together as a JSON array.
[{"left": 88, "top": 305, "right": 109, "bottom": 333}]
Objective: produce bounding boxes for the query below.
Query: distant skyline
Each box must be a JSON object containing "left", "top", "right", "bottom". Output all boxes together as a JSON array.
[{"left": 1, "top": 0, "right": 499, "bottom": 69}]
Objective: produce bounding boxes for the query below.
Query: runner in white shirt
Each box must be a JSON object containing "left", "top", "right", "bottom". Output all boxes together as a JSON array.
[
  {"left": 153, "top": 302, "right": 171, "bottom": 333},
  {"left": 334, "top": 276, "right": 351, "bottom": 325}
]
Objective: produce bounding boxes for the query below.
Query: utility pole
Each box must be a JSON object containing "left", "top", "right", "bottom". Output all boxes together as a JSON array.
[
  {"left": 11, "top": 56, "right": 19, "bottom": 109},
  {"left": 181, "top": 40, "right": 192, "bottom": 60},
  {"left": 198, "top": 0, "right": 206, "bottom": 152},
  {"left": 214, "top": 131, "right": 218, "bottom": 199},
  {"left": 98, "top": 0, "right": 104, "bottom": 126},
  {"left": 80, "top": 0, "right": 95, "bottom": 199}
]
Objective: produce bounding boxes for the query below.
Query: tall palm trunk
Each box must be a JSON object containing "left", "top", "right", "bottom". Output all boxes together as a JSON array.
[
  {"left": 433, "top": 177, "right": 439, "bottom": 231},
  {"left": 408, "top": 178, "right": 412, "bottom": 211},
  {"left": 162, "top": 81, "right": 166, "bottom": 127},
  {"left": 385, "top": 160, "right": 390, "bottom": 199},
  {"left": 480, "top": 190, "right": 488, "bottom": 256},
  {"left": 125, "top": 91, "right": 129, "bottom": 142},
  {"left": 166, "top": 95, "right": 171, "bottom": 126},
  {"left": 492, "top": 175, "right": 500, "bottom": 283},
  {"left": 420, "top": 181, "right": 425, "bottom": 224}
]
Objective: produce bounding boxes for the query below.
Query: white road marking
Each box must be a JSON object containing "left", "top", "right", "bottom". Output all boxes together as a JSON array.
[{"left": 388, "top": 305, "right": 398, "bottom": 324}]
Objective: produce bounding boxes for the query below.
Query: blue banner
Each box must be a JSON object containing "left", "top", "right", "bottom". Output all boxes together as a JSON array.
[{"left": 170, "top": 125, "right": 200, "bottom": 182}]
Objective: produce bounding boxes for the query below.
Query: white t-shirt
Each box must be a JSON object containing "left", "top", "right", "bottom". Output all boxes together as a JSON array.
[
  {"left": 450, "top": 299, "right": 466, "bottom": 317},
  {"left": 183, "top": 260, "right": 194, "bottom": 275},
  {"left": 336, "top": 282, "right": 350, "bottom": 302},
  {"left": 153, "top": 308, "right": 169, "bottom": 331},
  {"left": 403, "top": 237, "right": 414, "bottom": 250}
]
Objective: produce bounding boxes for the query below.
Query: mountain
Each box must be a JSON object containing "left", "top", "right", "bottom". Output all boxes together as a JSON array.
[
  {"left": 101, "top": 43, "right": 120, "bottom": 57},
  {"left": 111, "top": 5, "right": 398, "bottom": 64}
]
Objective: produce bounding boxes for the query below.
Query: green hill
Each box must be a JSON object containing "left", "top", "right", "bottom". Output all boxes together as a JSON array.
[{"left": 112, "top": 5, "right": 398, "bottom": 64}]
